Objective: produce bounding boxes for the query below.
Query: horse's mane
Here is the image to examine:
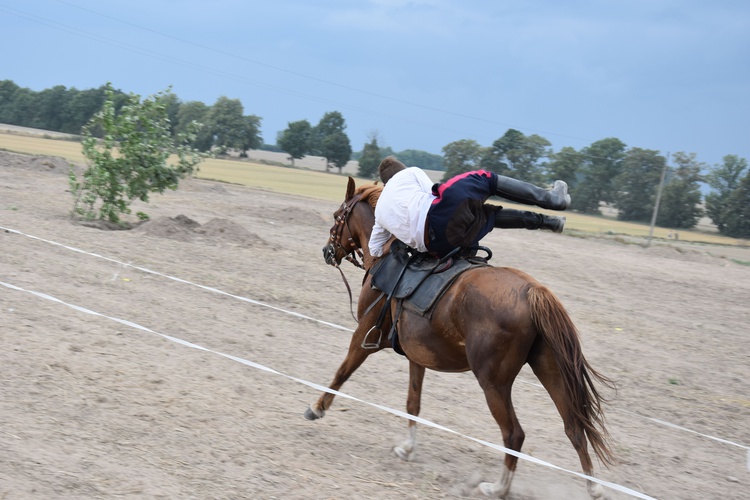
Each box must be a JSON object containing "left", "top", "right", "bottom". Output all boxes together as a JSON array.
[{"left": 354, "top": 183, "right": 382, "bottom": 211}]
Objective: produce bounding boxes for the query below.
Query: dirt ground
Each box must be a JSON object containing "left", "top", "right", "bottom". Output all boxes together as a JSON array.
[{"left": 1, "top": 150, "right": 748, "bottom": 500}]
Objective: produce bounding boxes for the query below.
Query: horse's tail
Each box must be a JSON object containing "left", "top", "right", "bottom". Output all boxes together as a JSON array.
[{"left": 527, "top": 284, "right": 616, "bottom": 465}]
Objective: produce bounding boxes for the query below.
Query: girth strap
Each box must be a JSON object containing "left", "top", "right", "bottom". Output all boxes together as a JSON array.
[{"left": 361, "top": 247, "right": 419, "bottom": 349}]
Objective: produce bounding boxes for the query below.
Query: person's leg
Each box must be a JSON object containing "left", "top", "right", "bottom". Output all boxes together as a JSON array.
[
  {"left": 493, "top": 208, "right": 566, "bottom": 233},
  {"left": 427, "top": 172, "right": 497, "bottom": 257},
  {"left": 492, "top": 176, "right": 570, "bottom": 211}
]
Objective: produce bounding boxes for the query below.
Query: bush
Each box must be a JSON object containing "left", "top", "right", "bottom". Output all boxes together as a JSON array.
[{"left": 70, "top": 84, "right": 203, "bottom": 224}]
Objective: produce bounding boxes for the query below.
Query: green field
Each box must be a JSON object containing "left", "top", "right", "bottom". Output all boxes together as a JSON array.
[{"left": 1, "top": 130, "right": 747, "bottom": 248}]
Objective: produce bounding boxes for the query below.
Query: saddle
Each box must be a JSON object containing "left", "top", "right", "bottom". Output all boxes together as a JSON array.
[{"left": 366, "top": 240, "right": 491, "bottom": 354}]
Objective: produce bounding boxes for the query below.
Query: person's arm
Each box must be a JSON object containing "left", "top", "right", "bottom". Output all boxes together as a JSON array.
[{"left": 368, "top": 219, "right": 391, "bottom": 257}]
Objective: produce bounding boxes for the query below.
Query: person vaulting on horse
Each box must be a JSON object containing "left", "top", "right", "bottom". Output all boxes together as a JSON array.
[{"left": 369, "top": 156, "right": 571, "bottom": 259}]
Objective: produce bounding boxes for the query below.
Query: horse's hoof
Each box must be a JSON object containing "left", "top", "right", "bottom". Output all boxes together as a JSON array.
[
  {"left": 477, "top": 481, "right": 509, "bottom": 498},
  {"left": 393, "top": 445, "right": 413, "bottom": 461},
  {"left": 587, "top": 482, "right": 607, "bottom": 499},
  {"left": 304, "top": 405, "right": 324, "bottom": 420}
]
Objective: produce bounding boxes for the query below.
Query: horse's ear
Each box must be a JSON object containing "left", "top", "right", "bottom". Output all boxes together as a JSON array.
[{"left": 345, "top": 176, "right": 356, "bottom": 201}]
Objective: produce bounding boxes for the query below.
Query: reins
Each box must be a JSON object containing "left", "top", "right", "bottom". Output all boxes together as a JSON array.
[
  {"left": 327, "top": 193, "right": 366, "bottom": 322},
  {"left": 333, "top": 264, "right": 359, "bottom": 323}
]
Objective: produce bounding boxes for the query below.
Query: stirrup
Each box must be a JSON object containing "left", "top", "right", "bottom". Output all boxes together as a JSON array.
[{"left": 362, "top": 326, "right": 383, "bottom": 349}]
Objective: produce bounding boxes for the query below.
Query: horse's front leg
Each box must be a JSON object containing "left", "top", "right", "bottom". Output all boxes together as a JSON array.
[
  {"left": 304, "top": 284, "right": 390, "bottom": 420},
  {"left": 393, "top": 360, "right": 425, "bottom": 461},
  {"left": 305, "top": 314, "right": 390, "bottom": 420},
  {"left": 304, "top": 327, "right": 378, "bottom": 420}
]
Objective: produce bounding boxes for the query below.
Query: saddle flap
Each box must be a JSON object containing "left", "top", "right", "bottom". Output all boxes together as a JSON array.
[
  {"left": 370, "top": 240, "right": 436, "bottom": 299},
  {"left": 403, "top": 259, "right": 480, "bottom": 315}
]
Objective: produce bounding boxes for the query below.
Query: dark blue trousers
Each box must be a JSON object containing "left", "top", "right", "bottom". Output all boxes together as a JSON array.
[{"left": 425, "top": 170, "right": 499, "bottom": 258}]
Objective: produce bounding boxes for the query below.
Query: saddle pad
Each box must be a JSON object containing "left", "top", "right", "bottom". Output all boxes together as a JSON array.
[{"left": 402, "top": 259, "right": 486, "bottom": 316}]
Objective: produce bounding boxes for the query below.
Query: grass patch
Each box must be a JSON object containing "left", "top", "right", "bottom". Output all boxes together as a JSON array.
[
  {"left": 0, "top": 132, "right": 88, "bottom": 164},
  {"left": 731, "top": 259, "right": 750, "bottom": 266}
]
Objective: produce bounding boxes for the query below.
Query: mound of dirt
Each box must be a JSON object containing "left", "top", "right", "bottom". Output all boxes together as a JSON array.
[
  {"left": 0, "top": 150, "right": 80, "bottom": 175},
  {"left": 135, "top": 214, "right": 268, "bottom": 247}
]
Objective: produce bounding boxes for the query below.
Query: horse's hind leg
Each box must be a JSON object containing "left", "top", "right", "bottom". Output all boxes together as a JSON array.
[
  {"left": 468, "top": 339, "right": 528, "bottom": 499},
  {"left": 393, "top": 361, "right": 425, "bottom": 461},
  {"left": 473, "top": 381, "right": 523, "bottom": 498},
  {"left": 527, "top": 345, "right": 606, "bottom": 499}
]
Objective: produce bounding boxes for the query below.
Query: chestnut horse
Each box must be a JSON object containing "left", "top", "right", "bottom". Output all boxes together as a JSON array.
[{"left": 306, "top": 177, "right": 615, "bottom": 498}]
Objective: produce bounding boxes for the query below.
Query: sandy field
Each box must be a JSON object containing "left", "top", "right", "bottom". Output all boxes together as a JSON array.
[{"left": 0, "top": 151, "right": 748, "bottom": 500}]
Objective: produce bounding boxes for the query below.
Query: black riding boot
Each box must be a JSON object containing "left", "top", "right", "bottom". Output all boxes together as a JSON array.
[
  {"left": 493, "top": 177, "right": 571, "bottom": 211},
  {"left": 493, "top": 208, "right": 566, "bottom": 233}
]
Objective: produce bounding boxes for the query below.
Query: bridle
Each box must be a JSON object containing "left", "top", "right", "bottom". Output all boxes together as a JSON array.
[
  {"left": 324, "top": 193, "right": 365, "bottom": 271},
  {"left": 324, "top": 193, "right": 367, "bottom": 321}
]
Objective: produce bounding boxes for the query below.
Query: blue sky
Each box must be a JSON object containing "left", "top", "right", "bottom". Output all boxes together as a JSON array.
[{"left": 1, "top": 0, "right": 748, "bottom": 168}]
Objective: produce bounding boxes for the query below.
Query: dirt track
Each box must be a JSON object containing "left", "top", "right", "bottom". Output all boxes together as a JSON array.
[{"left": 1, "top": 151, "right": 748, "bottom": 499}]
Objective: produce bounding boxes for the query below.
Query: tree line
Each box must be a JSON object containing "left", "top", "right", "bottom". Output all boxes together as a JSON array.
[
  {"left": 0, "top": 79, "right": 262, "bottom": 155},
  {"left": 434, "top": 130, "right": 749, "bottom": 238},
  {"left": 1, "top": 79, "right": 748, "bottom": 238}
]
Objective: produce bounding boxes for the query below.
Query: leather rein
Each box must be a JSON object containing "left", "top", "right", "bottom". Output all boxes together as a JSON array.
[{"left": 325, "top": 193, "right": 367, "bottom": 322}]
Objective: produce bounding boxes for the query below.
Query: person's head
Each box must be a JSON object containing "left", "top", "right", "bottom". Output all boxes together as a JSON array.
[{"left": 378, "top": 156, "right": 406, "bottom": 184}]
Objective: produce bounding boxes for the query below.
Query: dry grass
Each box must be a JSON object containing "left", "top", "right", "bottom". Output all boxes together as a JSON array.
[
  {"left": 0, "top": 132, "right": 87, "bottom": 163},
  {"left": 196, "top": 157, "right": 365, "bottom": 202}
]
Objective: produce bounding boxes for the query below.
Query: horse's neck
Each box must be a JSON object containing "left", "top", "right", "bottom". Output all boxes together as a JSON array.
[
  {"left": 356, "top": 207, "right": 377, "bottom": 270},
  {"left": 358, "top": 228, "right": 376, "bottom": 270}
]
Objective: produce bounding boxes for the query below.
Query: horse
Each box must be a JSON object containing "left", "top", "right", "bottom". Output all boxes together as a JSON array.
[{"left": 305, "top": 177, "right": 615, "bottom": 499}]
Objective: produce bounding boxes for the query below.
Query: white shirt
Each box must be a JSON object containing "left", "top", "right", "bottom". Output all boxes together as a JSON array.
[{"left": 369, "top": 167, "right": 436, "bottom": 257}]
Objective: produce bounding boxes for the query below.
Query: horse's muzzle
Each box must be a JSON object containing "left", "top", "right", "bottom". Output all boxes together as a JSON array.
[{"left": 322, "top": 244, "right": 338, "bottom": 266}]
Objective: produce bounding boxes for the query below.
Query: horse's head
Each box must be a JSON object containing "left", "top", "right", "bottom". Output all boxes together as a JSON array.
[{"left": 322, "top": 177, "right": 380, "bottom": 269}]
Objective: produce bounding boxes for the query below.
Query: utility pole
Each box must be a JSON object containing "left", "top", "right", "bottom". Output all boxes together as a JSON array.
[{"left": 647, "top": 152, "right": 669, "bottom": 247}]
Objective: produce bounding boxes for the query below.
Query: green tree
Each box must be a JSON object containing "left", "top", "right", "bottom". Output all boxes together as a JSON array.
[
  {"left": 160, "top": 92, "right": 181, "bottom": 137},
  {"left": 379, "top": 145, "right": 396, "bottom": 159},
  {"left": 70, "top": 84, "right": 204, "bottom": 224},
  {"left": 175, "top": 101, "right": 212, "bottom": 151},
  {"left": 441, "top": 139, "right": 482, "bottom": 180},
  {"left": 321, "top": 132, "right": 352, "bottom": 174},
  {"left": 32, "top": 85, "right": 69, "bottom": 131},
  {"left": 484, "top": 129, "right": 550, "bottom": 184},
  {"left": 656, "top": 152, "right": 704, "bottom": 229},
  {"left": 571, "top": 138, "right": 626, "bottom": 214},
  {"left": 547, "top": 146, "right": 582, "bottom": 188},
  {"left": 2, "top": 87, "right": 36, "bottom": 126},
  {"left": 314, "top": 111, "right": 351, "bottom": 172},
  {"left": 358, "top": 134, "right": 382, "bottom": 179},
  {"left": 207, "top": 96, "right": 246, "bottom": 154},
  {"left": 722, "top": 169, "right": 750, "bottom": 238},
  {"left": 61, "top": 85, "right": 112, "bottom": 134},
  {"left": 613, "top": 148, "right": 665, "bottom": 222},
  {"left": 0, "top": 80, "right": 21, "bottom": 124},
  {"left": 277, "top": 119, "right": 312, "bottom": 166},
  {"left": 705, "top": 155, "right": 748, "bottom": 232},
  {"left": 396, "top": 149, "right": 444, "bottom": 171},
  {"left": 238, "top": 114, "right": 263, "bottom": 156}
]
